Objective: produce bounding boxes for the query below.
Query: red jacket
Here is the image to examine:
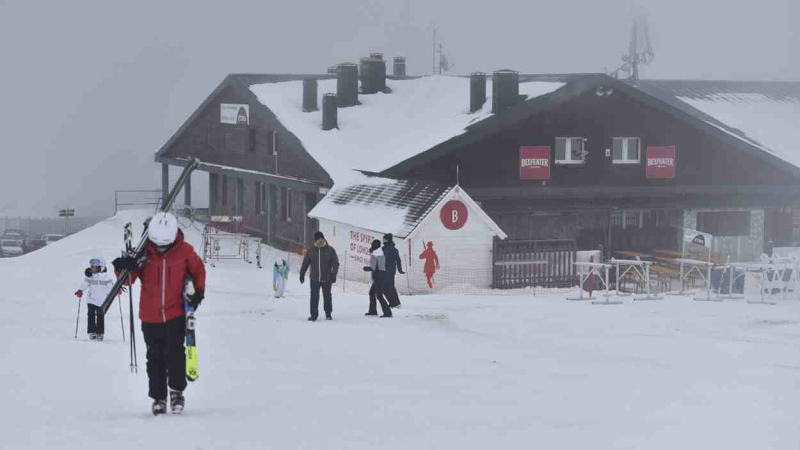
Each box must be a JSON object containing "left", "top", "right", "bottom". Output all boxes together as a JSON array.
[{"left": 119, "top": 230, "right": 206, "bottom": 324}]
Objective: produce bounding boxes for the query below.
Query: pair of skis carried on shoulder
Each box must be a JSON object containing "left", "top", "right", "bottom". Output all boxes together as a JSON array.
[{"left": 106, "top": 158, "right": 201, "bottom": 381}]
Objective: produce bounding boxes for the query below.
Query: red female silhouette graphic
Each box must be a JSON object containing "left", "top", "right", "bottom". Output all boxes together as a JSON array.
[{"left": 419, "top": 241, "right": 440, "bottom": 288}]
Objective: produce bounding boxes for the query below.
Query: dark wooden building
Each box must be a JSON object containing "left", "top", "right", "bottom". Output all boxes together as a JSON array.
[
  {"left": 382, "top": 75, "right": 800, "bottom": 262},
  {"left": 156, "top": 67, "right": 800, "bottom": 260}
]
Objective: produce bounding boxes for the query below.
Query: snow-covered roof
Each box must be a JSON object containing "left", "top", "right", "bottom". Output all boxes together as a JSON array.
[
  {"left": 308, "top": 180, "right": 507, "bottom": 240},
  {"left": 633, "top": 80, "right": 800, "bottom": 169},
  {"left": 249, "top": 76, "right": 565, "bottom": 185},
  {"left": 307, "top": 179, "right": 452, "bottom": 238}
]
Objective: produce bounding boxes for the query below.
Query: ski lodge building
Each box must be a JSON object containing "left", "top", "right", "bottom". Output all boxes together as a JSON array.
[{"left": 155, "top": 55, "right": 800, "bottom": 288}]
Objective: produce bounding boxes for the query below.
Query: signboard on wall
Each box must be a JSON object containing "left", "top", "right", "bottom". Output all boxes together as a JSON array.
[
  {"left": 440, "top": 200, "right": 468, "bottom": 230},
  {"left": 519, "top": 146, "right": 551, "bottom": 180},
  {"left": 220, "top": 103, "right": 250, "bottom": 125},
  {"left": 646, "top": 146, "right": 676, "bottom": 179}
]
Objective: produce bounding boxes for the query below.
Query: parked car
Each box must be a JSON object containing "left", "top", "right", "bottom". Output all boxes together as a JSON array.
[
  {"left": 23, "top": 238, "right": 47, "bottom": 253},
  {"left": 42, "top": 234, "right": 64, "bottom": 245},
  {"left": 0, "top": 239, "right": 24, "bottom": 257},
  {"left": 3, "top": 229, "right": 26, "bottom": 239}
]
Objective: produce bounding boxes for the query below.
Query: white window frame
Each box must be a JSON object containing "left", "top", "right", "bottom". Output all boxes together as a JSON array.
[
  {"left": 612, "top": 137, "right": 641, "bottom": 164},
  {"left": 555, "top": 137, "right": 587, "bottom": 165}
]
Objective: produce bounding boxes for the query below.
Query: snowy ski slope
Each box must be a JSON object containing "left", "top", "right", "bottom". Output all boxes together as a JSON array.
[{"left": 0, "top": 210, "right": 799, "bottom": 449}]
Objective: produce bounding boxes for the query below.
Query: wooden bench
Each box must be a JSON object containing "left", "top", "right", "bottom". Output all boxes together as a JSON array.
[{"left": 651, "top": 265, "right": 680, "bottom": 292}]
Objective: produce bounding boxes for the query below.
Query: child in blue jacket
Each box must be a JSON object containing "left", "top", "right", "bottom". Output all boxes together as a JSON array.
[{"left": 273, "top": 258, "right": 290, "bottom": 298}]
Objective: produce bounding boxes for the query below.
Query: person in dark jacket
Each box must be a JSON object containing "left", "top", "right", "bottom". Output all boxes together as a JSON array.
[
  {"left": 299, "top": 231, "right": 340, "bottom": 321},
  {"left": 113, "top": 212, "right": 206, "bottom": 416},
  {"left": 382, "top": 233, "right": 405, "bottom": 308},
  {"left": 363, "top": 239, "right": 392, "bottom": 318}
]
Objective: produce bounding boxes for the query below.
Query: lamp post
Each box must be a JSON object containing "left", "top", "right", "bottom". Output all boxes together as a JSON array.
[{"left": 59, "top": 209, "right": 75, "bottom": 235}]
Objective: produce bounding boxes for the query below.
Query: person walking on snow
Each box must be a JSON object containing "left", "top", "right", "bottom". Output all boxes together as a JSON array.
[
  {"left": 419, "top": 241, "right": 440, "bottom": 289},
  {"left": 273, "top": 258, "right": 290, "bottom": 298},
  {"left": 113, "top": 212, "right": 206, "bottom": 416},
  {"left": 74, "top": 258, "right": 115, "bottom": 341},
  {"left": 299, "top": 231, "right": 339, "bottom": 321},
  {"left": 381, "top": 233, "right": 404, "bottom": 308},
  {"left": 364, "top": 239, "right": 392, "bottom": 318}
]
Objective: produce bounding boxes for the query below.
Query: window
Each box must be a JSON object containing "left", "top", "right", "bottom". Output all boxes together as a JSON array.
[
  {"left": 249, "top": 128, "right": 257, "bottom": 152},
  {"left": 697, "top": 211, "right": 751, "bottom": 237},
  {"left": 269, "top": 184, "right": 278, "bottom": 219},
  {"left": 267, "top": 131, "right": 277, "bottom": 156},
  {"left": 236, "top": 179, "right": 245, "bottom": 216},
  {"left": 260, "top": 182, "right": 267, "bottom": 215},
  {"left": 210, "top": 174, "right": 219, "bottom": 205},
  {"left": 255, "top": 182, "right": 266, "bottom": 215},
  {"left": 612, "top": 137, "right": 640, "bottom": 164},
  {"left": 555, "top": 137, "right": 586, "bottom": 164},
  {"left": 221, "top": 175, "right": 228, "bottom": 206},
  {"left": 281, "top": 187, "right": 292, "bottom": 222}
]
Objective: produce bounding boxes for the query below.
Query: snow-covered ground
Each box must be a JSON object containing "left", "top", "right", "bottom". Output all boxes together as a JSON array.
[{"left": 1, "top": 210, "right": 799, "bottom": 449}]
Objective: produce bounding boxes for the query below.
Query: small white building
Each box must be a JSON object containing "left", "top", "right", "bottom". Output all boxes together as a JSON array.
[{"left": 308, "top": 179, "right": 507, "bottom": 293}]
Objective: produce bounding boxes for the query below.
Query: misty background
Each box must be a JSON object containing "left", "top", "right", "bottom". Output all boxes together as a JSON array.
[{"left": 1, "top": 0, "right": 797, "bottom": 219}]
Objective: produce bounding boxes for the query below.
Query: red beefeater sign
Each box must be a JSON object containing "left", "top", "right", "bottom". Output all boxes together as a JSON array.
[
  {"left": 519, "top": 146, "right": 551, "bottom": 180},
  {"left": 646, "top": 146, "right": 676, "bottom": 179}
]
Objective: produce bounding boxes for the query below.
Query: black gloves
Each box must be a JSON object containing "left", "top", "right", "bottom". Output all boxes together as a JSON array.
[
  {"left": 398, "top": 269, "right": 405, "bottom": 275},
  {"left": 299, "top": 274, "right": 305, "bottom": 284},
  {"left": 331, "top": 277, "right": 337, "bottom": 284},
  {"left": 112, "top": 254, "right": 142, "bottom": 272},
  {"left": 363, "top": 266, "right": 373, "bottom": 272},
  {"left": 84, "top": 268, "right": 93, "bottom": 278},
  {"left": 187, "top": 290, "right": 204, "bottom": 310}
]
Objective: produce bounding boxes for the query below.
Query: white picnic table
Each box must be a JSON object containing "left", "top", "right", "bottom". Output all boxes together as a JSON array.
[
  {"left": 608, "top": 258, "right": 662, "bottom": 301},
  {"left": 569, "top": 261, "right": 620, "bottom": 305}
]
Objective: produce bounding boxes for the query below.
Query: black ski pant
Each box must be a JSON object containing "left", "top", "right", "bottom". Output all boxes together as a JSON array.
[
  {"left": 142, "top": 316, "right": 187, "bottom": 400},
  {"left": 385, "top": 274, "right": 402, "bottom": 307},
  {"left": 368, "top": 280, "right": 391, "bottom": 316},
  {"left": 310, "top": 281, "right": 333, "bottom": 319},
  {"left": 87, "top": 304, "right": 104, "bottom": 335}
]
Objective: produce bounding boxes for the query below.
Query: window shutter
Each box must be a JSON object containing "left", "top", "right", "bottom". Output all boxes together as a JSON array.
[{"left": 249, "top": 128, "right": 256, "bottom": 152}]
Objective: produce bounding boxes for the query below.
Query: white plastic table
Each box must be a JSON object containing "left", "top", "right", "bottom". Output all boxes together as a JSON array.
[
  {"left": 569, "top": 262, "right": 619, "bottom": 304},
  {"left": 671, "top": 258, "right": 718, "bottom": 302},
  {"left": 608, "top": 258, "right": 663, "bottom": 300}
]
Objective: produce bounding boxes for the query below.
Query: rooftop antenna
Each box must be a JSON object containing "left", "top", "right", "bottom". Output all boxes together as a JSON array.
[
  {"left": 609, "top": 15, "right": 654, "bottom": 82},
  {"left": 456, "top": 165, "right": 460, "bottom": 186},
  {"left": 432, "top": 28, "right": 454, "bottom": 75}
]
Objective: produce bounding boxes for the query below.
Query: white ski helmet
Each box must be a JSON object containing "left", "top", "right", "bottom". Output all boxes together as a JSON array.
[{"left": 148, "top": 212, "right": 179, "bottom": 247}]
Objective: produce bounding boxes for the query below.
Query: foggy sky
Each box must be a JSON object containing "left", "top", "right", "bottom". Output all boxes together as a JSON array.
[{"left": 1, "top": 0, "right": 797, "bottom": 218}]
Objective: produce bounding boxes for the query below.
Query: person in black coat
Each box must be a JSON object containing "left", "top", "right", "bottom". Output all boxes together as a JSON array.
[
  {"left": 363, "top": 239, "right": 392, "bottom": 318},
  {"left": 382, "top": 233, "right": 404, "bottom": 308}
]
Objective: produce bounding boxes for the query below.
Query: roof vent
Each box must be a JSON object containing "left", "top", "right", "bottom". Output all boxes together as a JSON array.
[
  {"left": 322, "top": 94, "right": 338, "bottom": 130},
  {"left": 336, "top": 63, "right": 359, "bottom": 107},
  {"left": 359, "top": 53, "right": 387, "bottom": 94},
  {"left": 492, "top": 69, "right": 520, "bottom": 113},
  {"left": 302, "top": 79, "right": 318, "bottom": 112},
  {"left": 393, "top": 56, "right": 406, "bottom": 77},
  {"left": 470, "top": 72, "right": 487, "bottom": 113}
]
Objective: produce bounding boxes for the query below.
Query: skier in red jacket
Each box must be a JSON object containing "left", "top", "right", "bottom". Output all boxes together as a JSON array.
[{"left": 113, "top": 212, "right": 206, "bottom": 415}]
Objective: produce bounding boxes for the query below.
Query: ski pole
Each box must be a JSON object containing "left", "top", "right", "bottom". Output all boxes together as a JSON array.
[
  {"left": 118, "top": 291, "right": 125, "bottom": 343},
  {"left": 74, "top": 297, "right": 82, "bottom": 339},
  {"left": 128, "top": 274, "right": 138, "bottom": 373}
]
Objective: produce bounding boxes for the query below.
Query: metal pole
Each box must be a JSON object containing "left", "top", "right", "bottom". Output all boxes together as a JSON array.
[
  {"left": 118, "top": 291, "right": 125, "bottom": 343},
  {"left": 74, "top": 297, "right": 82, "bottom": 339}
]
